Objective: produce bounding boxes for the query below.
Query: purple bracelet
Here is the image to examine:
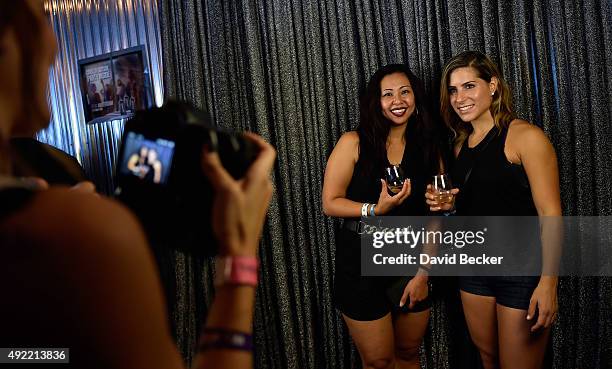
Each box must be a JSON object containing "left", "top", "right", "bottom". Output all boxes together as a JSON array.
[{"left": 199, "top": 328, "right": 254, "bottom": 351}]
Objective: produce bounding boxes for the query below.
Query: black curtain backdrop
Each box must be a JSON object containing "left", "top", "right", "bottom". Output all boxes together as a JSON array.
[{"left": 157, "top": 0, "right": 612, "bottom": 368}]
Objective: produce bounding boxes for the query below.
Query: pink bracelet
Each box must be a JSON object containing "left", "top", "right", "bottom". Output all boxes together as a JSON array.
[{"left": 214, "top": 255, "right": 259, "bottom": 287}]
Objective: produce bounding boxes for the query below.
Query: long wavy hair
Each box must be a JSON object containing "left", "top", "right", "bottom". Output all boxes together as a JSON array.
[
  {"left": 357, "top": 64, "right": 443, "bottom": 177},
  {"left": 439, "top": 51, "right": 515, "bottom": 145}
]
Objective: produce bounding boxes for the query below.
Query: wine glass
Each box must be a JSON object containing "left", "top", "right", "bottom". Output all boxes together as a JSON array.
[
  {"left": 431, "top": 174, "right": 454, "bottom": 206},
  {"left": 384, "top": 165, "right": 405, "bottom": 195}
]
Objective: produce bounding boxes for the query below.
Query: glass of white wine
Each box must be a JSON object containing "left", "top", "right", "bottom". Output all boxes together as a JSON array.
[
  {"left": 432, "top": 174, "right": 454, "bottom": 206},
  {"left": 385, "top": 165, "right": 405, "bottom": 195}
]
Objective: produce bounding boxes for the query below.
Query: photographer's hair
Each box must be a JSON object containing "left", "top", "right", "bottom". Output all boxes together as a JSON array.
[
  {"left": 0, "top": 1, "right": 44, "bottom": 174},
  {"left": 357, "top": 63, "right": 443, "bottom": 177},
  {"left": 439, "top": 51, "right": 515, "bottom": 145}
]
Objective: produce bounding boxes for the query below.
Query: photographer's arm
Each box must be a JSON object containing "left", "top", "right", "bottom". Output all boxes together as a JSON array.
[{"left": 194, "top": 133, "right": 276, "bottom": 369}]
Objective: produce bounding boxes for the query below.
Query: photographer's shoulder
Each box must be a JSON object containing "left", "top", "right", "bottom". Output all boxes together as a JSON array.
[
  {"left": 1, "top": 188, "right": 184, "bottom": 368},
  {"left": 7, "top": 188, "right": 148, "bottom": 258}
]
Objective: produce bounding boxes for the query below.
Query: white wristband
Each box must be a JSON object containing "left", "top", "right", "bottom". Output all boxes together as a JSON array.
[{"left": 361, "top": 203, "right": 369, "bottom": 217}]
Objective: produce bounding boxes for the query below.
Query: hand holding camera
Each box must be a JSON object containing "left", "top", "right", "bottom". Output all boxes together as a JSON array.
[
  {"left": 115, "top": 101, "right": 271, "bottom": 256},
  {"left": 202, "top": 132, "right": 276, "bottom": 256}
]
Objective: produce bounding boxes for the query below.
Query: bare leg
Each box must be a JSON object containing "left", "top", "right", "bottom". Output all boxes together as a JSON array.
[
  {"left": 393, "top": 308, "right": 430, "bottom": 369},
  {"left": 460, "top": 291, "right": 499, "bottom": 369},
  {"left": 343, "top": 313, "right": 395, "bottom": 369},
  {"left": 497, "top": 305, "right": 550, "bottom": 369}
]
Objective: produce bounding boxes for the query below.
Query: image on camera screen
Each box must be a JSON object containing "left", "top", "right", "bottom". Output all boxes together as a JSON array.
[{"left": 119, "top": 132, "right": 175, "bottom": 185}]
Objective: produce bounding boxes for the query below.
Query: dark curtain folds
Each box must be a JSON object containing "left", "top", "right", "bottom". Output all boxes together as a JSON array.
[{"left": 158, "top": 0, "right": 612, "bottom": 368}]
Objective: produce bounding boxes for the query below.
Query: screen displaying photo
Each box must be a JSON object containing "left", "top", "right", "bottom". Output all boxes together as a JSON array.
[{"left": 119, "top": 132, "right": 175, "bottom": 185}]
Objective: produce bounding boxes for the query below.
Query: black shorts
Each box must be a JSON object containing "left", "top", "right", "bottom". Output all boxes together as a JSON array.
[
  {"left": 459, "top": 276, "right": 540, "bottom": 310},
  {"left": 334, "top": 228, "right": 431, "bottom": 321}
]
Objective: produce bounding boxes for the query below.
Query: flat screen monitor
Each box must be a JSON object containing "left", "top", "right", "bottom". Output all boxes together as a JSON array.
[{"left": 78, "top": 46, "right": 150, "bottom": 124}]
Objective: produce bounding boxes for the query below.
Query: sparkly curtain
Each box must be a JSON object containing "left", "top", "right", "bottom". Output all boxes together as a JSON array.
[
  {"left": 40, "top": 0, "right": 164, "bottom": 194},
  {"left": 158, "top": 1, "right": 612, "bottom": 368}
]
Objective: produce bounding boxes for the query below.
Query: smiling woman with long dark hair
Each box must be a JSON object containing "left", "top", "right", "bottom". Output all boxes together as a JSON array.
[{"left": 322, "top": 63, "right": 444, "bottom": 369}]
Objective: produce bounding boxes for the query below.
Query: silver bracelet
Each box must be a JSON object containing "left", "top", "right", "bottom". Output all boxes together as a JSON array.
[{"left": 361, "top": 203, "right": 370, "bottom": 217}]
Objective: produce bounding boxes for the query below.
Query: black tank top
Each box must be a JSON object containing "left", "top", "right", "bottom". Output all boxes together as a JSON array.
[
  {"left": 0, "top": 188, "right": 34, "bottom": 221},
  {"left": 345, "top": 140, "right": 429, "bottom": 218},
  {"left": 451, "top": 126, "right": 537, "bottom": 216}
]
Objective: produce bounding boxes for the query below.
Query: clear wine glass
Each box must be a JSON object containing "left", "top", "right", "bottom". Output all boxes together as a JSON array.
[
  {"left": 432, "top": 174, "right": 454, "bottom": 206},
  {"left": 385, "top": 165, "right": 405, "bottom": 195}
]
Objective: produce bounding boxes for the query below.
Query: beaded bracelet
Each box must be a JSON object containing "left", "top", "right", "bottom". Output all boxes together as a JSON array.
[{"left": 199, "top": 328, "right": 254, "bottom": 351}]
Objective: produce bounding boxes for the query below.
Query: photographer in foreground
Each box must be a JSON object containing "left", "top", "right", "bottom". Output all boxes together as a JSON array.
[{"left": 0, "top": 1, "right": 275, "bottom": 368}]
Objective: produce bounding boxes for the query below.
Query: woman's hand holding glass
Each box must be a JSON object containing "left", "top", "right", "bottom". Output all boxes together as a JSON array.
[
  {"left": 425, "top": 174, "right": 459, "bottom": 212},
  {"left": 375, "top": 176, "right": 411, "bottom": 215}
]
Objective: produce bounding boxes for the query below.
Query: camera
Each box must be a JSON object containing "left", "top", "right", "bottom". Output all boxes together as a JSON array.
[{"left": 114, "top": 101, "right": 258, "bottom": 256}]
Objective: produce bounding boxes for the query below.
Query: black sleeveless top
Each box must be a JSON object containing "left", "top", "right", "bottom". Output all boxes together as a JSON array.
[
  {"left": 451, "top": 126, "right": 537, "bottom": 216},
  {"left": 0, "top": 188, "right": 34, "bottom": 221},
  {"left": 143, "top": 163, "right": 155, "bottom": 182},
  {"left": 345, "top": 140, "right": 430, "bottom": 218}
]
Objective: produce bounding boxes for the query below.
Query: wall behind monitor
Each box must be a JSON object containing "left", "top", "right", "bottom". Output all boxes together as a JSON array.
[{"left": 40, "top": 0, "right": 164, "bottom": 194}]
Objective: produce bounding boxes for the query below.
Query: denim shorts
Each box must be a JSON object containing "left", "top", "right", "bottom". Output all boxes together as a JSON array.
[{"left": 459, "top": 276, "right": 540, "bottom": 310}]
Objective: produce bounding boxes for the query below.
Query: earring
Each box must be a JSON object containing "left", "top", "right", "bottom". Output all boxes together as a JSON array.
[{"left": 491, "top": 91, "right": 495, "bottom": 96}]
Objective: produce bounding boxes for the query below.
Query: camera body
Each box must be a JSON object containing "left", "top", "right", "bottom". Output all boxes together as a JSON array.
[{"left": 114, "top": 101, "right": 258, "bottom": 256}]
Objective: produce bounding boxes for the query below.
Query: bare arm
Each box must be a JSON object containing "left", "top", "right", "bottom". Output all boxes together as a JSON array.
[
  {"left": 126, "top": 154, "right": 139, "bottom": 172},
  {"left": 197, "top": 132, "right": 276, "bottom": 369},
  {"left": 322, "top": 132, "right": 410, "bottom": 217},
  {"left": 509, "top": 120, "right": 561, "bottom": 330},
  {"left": 322, "top": 132, "right": 362, "bottom": 217},
  {"left": 152, "top": 161, "right": 162, "bottom": 183},
  {"left": 510, "top": 121, "right": 562, "bottom": 217}
]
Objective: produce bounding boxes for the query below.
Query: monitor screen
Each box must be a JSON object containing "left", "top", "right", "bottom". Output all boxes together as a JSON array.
[
  {"left": 118, "top": 132, "right": 175, "bottom": 185},
  {"left": 79, "top": 47, "right": 150, "bottom": 124}
]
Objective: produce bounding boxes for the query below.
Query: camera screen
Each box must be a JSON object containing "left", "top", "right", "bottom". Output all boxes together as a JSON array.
[{"left": 119, "top": 132, "right": 175, "bottom": 185}]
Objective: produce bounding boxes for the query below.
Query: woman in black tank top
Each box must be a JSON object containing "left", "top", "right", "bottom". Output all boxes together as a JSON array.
[
  {"left": 323, "top": 64, "right": 444, "bottom": 369},
  {"left": 429, "top": 51, "right": 561, "bottom": 369}
]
